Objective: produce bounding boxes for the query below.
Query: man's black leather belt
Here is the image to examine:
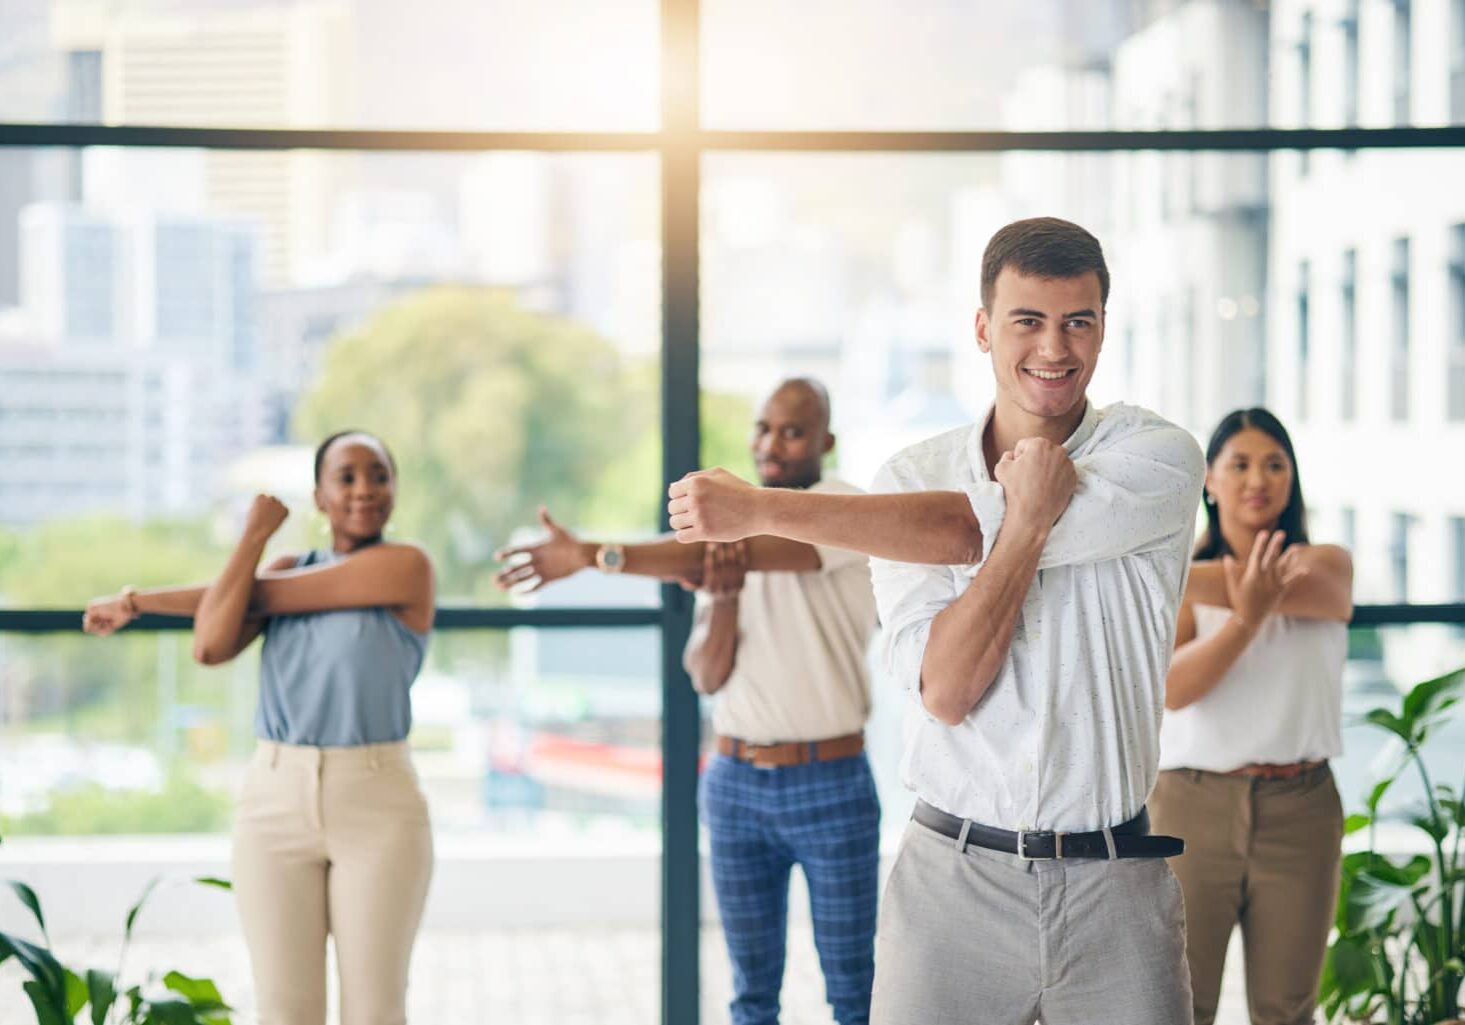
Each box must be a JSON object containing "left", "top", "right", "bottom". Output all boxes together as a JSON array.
[{"left": 913, "top": 800, "right": 1184, "bottom": 860}]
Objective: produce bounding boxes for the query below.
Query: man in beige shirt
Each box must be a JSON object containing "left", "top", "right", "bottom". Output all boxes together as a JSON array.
[{"left": 496, "top": 378, "right": 880, "bottom": 1025}]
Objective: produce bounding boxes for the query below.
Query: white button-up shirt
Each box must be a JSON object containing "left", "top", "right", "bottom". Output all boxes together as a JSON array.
[{"left": 870, "top": 401, "right": 1204, "bottom": 833}]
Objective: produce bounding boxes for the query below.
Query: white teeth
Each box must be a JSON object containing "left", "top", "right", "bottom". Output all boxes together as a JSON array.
[{"left": 1026, "top": 368, "right": 1070, "bottom": 381}]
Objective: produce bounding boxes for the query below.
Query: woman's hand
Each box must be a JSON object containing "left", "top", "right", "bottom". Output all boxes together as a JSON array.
[
  {"left": 494, "top": 508, "right": 594, "bottom": 592},
  {"left": 1223, "top": 530, "right": 1308, "bottom": 628},
  {"left": 245, "top": 494, "right": 289, "bottom": 541},
  {"left": 83, "top": 588, "right": 138, "bottom": 636}
]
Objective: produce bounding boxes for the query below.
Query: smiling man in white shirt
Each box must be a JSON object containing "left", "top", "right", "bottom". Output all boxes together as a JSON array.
[{"left": 666, "top": 217, "right": 1205, "bottom": 1025}]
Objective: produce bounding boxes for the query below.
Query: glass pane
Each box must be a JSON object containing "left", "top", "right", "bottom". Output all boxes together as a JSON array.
[
  {"left": 703, "top": 0, "right": 1465, "bottom": 130},
  {"left": 0, "top": 147, "right": 662, "bottom": 606},
  {"left": 1335, "top": 624, "right": 1465, "bottom": 820},
  {"left": 0, "top": 625, "right": 662, "bottom": 1020},
  {"left": 0, "top": 0, "right": 658, "bottom": 130},
  {"left": 702, "top": 149, "right": 1465, "bottom": 609},
  {"left": 0, "top": 626, "right": 661, "bottom": 836}
]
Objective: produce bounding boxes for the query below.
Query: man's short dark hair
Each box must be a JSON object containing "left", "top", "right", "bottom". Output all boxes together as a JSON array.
[{"left": 980, "top": 217, "right": 1110, "bottom": 311}]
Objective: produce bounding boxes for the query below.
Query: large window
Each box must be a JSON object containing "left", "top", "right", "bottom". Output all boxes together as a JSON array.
[
  {"left": 1455, "top": 0, "right": 1465, "bottom": 121},
  {"left": 1298, "top": 10, "right": 1314, "bottom": 176},
  {"left": 1392, "top": 236, "right": 1412, "bottom": 421},
  {"left": 1396, "top": 0, "right": 1415, "bottom": 124},
  {"left": 3, "top": 2, "right": 1465, "bottom": 1023},
  {"left": 1342, "top": 248, "right": 1358, "bottom": 421},
  {"left": 1344, "top": 0, "right": 1362, "bottom": 127},
  {"left": 1452, "top": 515, "right": 1465, "bottom": 601},
  {"left": 1393, "top": 511, "right": 1414, "bottom": 601},
  {"left": 1297, "top": 260, "right": 1311, "bottom": 420},
  {"left": 0, "top": 149, "right": 667, "bottom": 605},
  {"left": 1451, "top": 224, "right": 1465, "bottom": 420},
  {"left": 0, "top": 0, "right": 660, "bottom": 131}
]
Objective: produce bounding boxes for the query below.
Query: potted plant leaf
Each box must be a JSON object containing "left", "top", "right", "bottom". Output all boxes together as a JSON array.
[
  {"left": 1319, "top": 665, "right": 1465, "bottom": 1024},
  {"left": 0, "top": 850, "right": 235, "bottom": 1025}
]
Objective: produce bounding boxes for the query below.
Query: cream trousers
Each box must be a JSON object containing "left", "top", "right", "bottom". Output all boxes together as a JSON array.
[{"left": 232, "top": 740, "right": 434, "bottom": 1025}]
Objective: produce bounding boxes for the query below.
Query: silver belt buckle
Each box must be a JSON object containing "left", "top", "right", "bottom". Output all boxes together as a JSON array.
[{"left": 1016, "top": 829, "right": 1064, "bottom": 861}]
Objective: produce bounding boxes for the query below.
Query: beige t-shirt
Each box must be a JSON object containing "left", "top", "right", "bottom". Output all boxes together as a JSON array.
[{"left": 703, "top": 477, "right": 879, "bottom": 744}]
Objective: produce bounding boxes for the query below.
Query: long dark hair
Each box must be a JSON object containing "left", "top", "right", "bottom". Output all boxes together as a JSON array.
[{"left": 1194, "top": 407, "right": 1310, "bottom": 560}]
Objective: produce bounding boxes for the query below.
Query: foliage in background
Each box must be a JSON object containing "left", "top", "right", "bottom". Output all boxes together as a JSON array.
[
  {"left": 0, "top": 519, "right": 222, "bottom": 610},
  {"left": 293, "top": 286, "right": 759, "bottom": 596},
  {"left": 0, "top": 285, "right": 764, "bottom": 839},
  {"left": 579, "top": 359, "right": 755, "bottom": 532},
  {"left": 0, "top": 855, "right": 235, "bottom": 1025},
  {"left": 0, "top": 523, "right": 230, "bottom": 753},
  {"left": 292, "top": 286, "right": 643, "bottom": 599},
  {"left": 1320, "top": 666, "right": 1465, "bottom": 1024},
  {"left": 0, "top": 772, "right": 231, "bottom": 837}
]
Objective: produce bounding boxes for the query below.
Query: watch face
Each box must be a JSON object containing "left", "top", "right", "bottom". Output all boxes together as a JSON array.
[{"left": 600, "top": 545, "right": 625, "bottom": 571}]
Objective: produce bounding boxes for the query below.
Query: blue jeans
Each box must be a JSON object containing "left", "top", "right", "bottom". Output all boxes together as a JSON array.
[{"left": 700, "top": 751, "right": 881, "bottom": 1025}]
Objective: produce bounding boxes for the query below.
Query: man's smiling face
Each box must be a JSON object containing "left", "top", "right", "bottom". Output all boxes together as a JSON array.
[{"left": 976, "top": 267, "right": 1105, "bottom": 424}]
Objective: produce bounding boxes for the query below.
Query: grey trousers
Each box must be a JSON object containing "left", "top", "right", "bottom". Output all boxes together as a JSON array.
[{"left": 869, "top": 818, "right": 1193, "bottom": 1025}]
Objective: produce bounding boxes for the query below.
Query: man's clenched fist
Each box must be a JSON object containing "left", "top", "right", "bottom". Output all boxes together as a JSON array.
[
  {"left": 667, "top": 468, "right": 762, "bottom": 543},
  {"left": 994, "top": 437, "right": 1078, "bottom": 528}
]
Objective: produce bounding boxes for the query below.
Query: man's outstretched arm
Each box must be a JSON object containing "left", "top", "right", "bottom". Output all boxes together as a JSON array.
[
  {"left": 667, "top": 468, "right": 983, "bottom": 565},
  {"left": 494, "top": 506, "right": 822, "bottom": 592}
]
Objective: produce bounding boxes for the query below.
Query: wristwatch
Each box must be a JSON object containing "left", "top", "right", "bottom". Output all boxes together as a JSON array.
[{"left": 595, "top": 543, "right": 627, "bottom": 574}]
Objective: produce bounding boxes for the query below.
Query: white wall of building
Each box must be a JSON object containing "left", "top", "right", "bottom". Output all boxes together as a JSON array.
[{"left": 1272, "top": 0, "right": 1465, "bottom": 609}]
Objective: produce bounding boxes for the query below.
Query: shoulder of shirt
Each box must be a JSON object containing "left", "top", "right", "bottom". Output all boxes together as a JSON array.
[
  {"left": 1090, "top": 402, "right": 1204, "bottom": 460},
  {"left": 1090, "top": 401, "right": 1177, "bottom": 435},
  {"left": 872, "top": 423, "right": 975, "bottom": 486}
]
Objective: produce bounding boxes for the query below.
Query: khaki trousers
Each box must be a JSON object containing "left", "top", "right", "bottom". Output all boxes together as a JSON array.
[
  {"left": 232, "top": 740, "right": 434, "bottom": 1025},
  {"left": 1150, "top": 765, "right": 1343, "bottom": 1025},
  {"left": 869, "top": 818, "right": 1192, "bottom": 1025}
]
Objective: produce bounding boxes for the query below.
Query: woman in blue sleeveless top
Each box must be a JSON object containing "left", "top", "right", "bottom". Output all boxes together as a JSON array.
[{"left": 84, "top": 430, "right": 436, "bottom": 1025}]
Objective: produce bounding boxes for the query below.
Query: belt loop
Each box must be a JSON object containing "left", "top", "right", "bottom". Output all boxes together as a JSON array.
[
  {"left": 955, "top": 819, "right": 972, "bottom": 853},
  {"left": 268, "top": 743, "right": 279, "bottom": 769},
  {"left": 733, "top": 739, "right": 743, "bottom": 761},
  {"left": 807, "top": 742, "right": 816, "bottom": 765},
  {"left": 1101, "top": 825, "right": 1118, "bottom": 861},
  {"left": 368, "top": 745, "right": 380, "bottom": 771}
]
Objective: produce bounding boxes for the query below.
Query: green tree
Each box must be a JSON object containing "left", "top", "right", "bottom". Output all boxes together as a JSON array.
[
  {"left": 0, "top": 518, "right": 230, "bottom": 749},
  {"left": 0, "top": 517, "right": 221, "bottom": 609},
  {"left": 579, "top": 360, "right": 756, "bottom": 532},
  {"left": 0, "top": 524, "right": 18, "bottom": 585},
  {"left": 0, "top": 769, "right": 231, "bottom": 836},
  {"left": 293, "top": 287, "right": 649, "bottom": 600}
]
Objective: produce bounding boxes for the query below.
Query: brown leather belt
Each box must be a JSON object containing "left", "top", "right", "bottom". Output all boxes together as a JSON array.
[
  {"left": 1226, "top": 759, "right": 1327, "bottom": 780},
  {"left": 715, "top": 732, "right": 864, "bottom": 769}
]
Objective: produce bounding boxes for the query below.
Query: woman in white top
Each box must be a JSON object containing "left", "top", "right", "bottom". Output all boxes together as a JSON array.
[{"left": 1150, "top": 407, "right": 1353, "bottom": 1025}]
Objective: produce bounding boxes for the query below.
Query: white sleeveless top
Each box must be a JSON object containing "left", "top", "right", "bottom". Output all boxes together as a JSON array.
[{"left": 1157, "top": 603, "right": 1346, "bottom": 773}]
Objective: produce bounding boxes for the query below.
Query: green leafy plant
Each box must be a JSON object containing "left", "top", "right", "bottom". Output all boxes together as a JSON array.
[
  {"left": 0, "top": 772, "right": 233, "bottom": 838},
  {"left": 0, "top": 851, "right": 234, "bottom": 1025},
  {"left": 1320, "top": 665, "right": 1465, "bottom": 1024}
]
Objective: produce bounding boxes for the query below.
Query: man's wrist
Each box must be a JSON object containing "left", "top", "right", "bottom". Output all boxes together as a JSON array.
[
  {"left": 996, "top": 517, "right": 1050, "bottom": 555},
  {"left": 120, "top": 585, "right": 140, "bottom": 617},
  {"left": 750, "top": 488, "right": 787, "bottom": 538},
  {"left": 578, "top": 542, "right": 599, "bottom": 572},
  {"left": 595, "top": 542, "right": 627, "bottom": 573}
]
